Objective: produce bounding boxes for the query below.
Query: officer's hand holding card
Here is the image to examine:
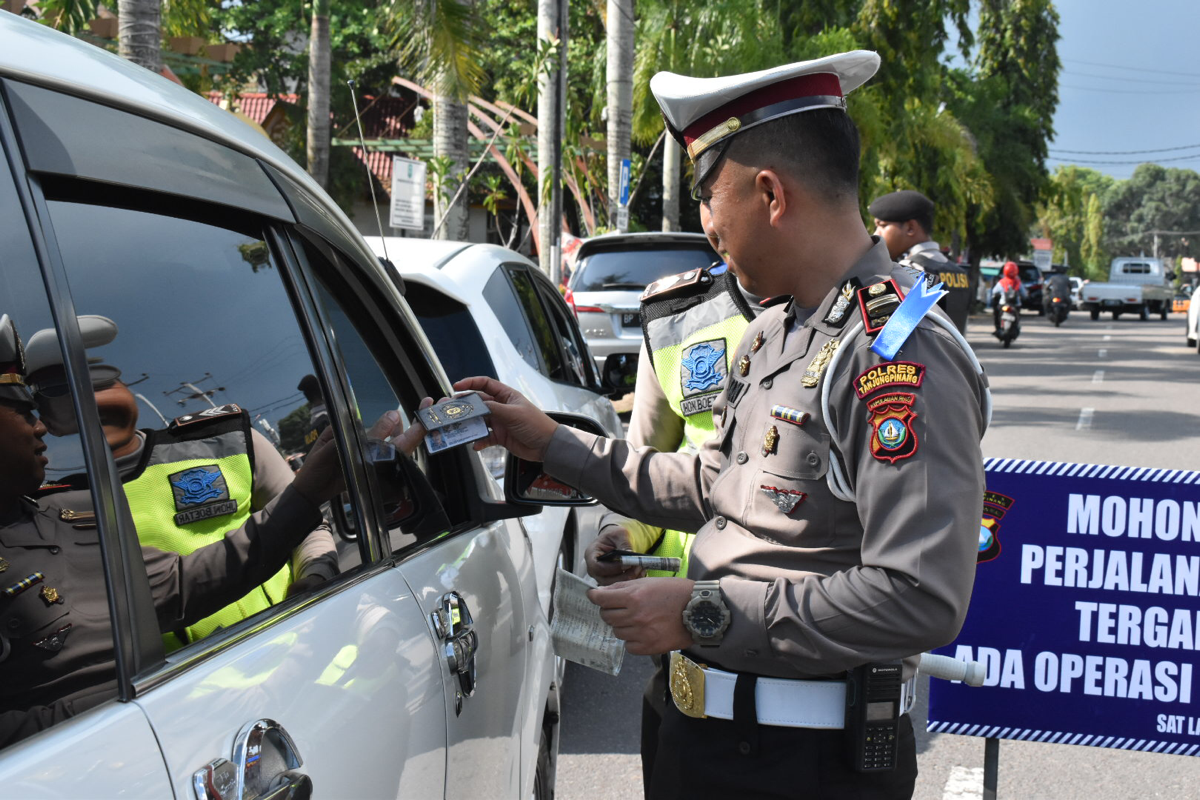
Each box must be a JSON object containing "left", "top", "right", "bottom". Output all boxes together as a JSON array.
[{"left": 418, "top": 392, "right": 491, "bottom": 454}]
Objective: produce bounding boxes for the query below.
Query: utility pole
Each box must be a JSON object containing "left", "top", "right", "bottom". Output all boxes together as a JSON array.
[
  {"left": 537, "top": 0, "right": 568, "bottom": 282},
  {"left": 606, "top": 0, "right": 634, "bottom": 230},
  {"left": 164, "top": 373, "right": 224, "bottom": 409}
]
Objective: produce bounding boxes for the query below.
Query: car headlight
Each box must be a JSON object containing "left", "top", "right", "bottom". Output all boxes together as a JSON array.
[{"left": 480, "top": 445, "right": 506, "bottom": 481}]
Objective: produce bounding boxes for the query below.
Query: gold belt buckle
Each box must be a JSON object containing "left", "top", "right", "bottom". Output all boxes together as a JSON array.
[{"left": 669, "top": 652, "right": 707, "bottom": 719}]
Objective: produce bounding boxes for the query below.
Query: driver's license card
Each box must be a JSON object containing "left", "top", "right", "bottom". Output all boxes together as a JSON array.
[
  {"left": 424, "top": 416, "right": 489, "bottom": 454},
  {"left": 417, "top": 392, "right": 490, "bottom": 431}
]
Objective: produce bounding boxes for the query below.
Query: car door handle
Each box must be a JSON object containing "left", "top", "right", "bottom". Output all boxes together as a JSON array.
[
  {"left": 193, "top": 719, "right": 311, "bottom": 800},
  {"left": 431, "top": 591, "right": 478, "bottom": 709}
]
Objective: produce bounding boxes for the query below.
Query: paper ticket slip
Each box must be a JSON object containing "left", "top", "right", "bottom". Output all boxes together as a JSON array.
[
  {"left": 424, "top": 416, "right": 489, "bottom": 454},
  {"left": 417, "top": 392, "right": 490, "bottom": 431}
]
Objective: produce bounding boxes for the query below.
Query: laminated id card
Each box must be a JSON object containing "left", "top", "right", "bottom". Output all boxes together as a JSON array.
[
  {"left": 417, "top": 392, "right": 490, "bottom": 430},
  {"left": 424, "top": 416, "right": 490, "bottom": 454}
]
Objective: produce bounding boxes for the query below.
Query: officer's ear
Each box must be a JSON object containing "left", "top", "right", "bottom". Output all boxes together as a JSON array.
[{"left": 754, "top": 169, "right": 788, "bottom": 227}]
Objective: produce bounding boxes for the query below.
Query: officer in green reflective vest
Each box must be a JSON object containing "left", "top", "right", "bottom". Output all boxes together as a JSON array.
[
  {"left": 586, "top": 241, "right": 763, "bottom": 791},
  {"left": 25, "top": 317, "right": 338, "bottom": 651}
]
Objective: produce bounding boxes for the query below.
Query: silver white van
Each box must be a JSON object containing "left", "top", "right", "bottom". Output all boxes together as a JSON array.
[{"left": 0, "top": 14, "right": 584, "bottom": 798}]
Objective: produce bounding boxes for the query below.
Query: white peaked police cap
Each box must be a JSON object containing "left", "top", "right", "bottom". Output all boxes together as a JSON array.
[
  {"left": 25, "top": 314, "right": 120, "bottom": 386},
  {"left": 650, "top": 51, "right": 880, "bottom": 163}
]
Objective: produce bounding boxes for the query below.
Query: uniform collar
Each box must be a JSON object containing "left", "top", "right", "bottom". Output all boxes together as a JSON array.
[
  {"left": 809, "top": 237, "right": 895, "bottom": 337},
  {"left": 904, "top": 240, "right": 941, "bottom": 258}
]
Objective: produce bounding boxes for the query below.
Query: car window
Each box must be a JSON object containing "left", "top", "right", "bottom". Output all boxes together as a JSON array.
[
  {"left": 483, "top": 267, "right": 541, "bottom": 372},
  {"left": 571, "top": 244, "right": 717, "bottom": 292},
  {"left": 535, "top": 280, "right": 592, "bottom": 388},
  {"left": 0, "top": 151, "right": 122, "bottom": 750},
  {"left": 40, "top": 193, "right": 366, "bottom": 658},
  {"left": 402, "top": 282, "right": 498, "bottom": 383},
  {"left": 506, "top": 266, "right": 567, "bottom": 382},
  {"left": 295, "top": 238, "right": 474, "bottom": 554}
]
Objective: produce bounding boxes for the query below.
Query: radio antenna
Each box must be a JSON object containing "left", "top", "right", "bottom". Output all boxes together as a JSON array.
[{"left": 347, "top": 79, "right": 390, "bottom": 265}]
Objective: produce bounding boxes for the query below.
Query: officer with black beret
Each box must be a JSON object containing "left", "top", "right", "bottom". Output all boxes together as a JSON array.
[{"left": 870, "top": 189, "right": 971, "bottom": 333}]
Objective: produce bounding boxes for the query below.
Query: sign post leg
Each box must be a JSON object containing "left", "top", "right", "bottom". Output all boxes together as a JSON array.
[{"left": 983, "top": 737, "right": 999, "bottom": 800}]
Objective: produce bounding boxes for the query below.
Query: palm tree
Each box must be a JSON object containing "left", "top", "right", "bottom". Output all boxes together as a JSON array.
[
  {"left": 605, "top": 0, "right": 633, "bottom": 229},
  {"left": 118, "top": 0, "right": 162, "bottom": 73},
  {"left": 388, "top": 0, "right": 485, "bottom": 241},
  {"left": 307, "top": 0, "right": 331, "bottom": 189},
  {"left": 631, "top": 0, "right": 783, "bottom": 230}
]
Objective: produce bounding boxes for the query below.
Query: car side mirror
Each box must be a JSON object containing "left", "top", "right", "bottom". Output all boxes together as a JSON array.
[
  {"left": 504, "top": 412, "right": 606, "bottom": 506},
  {"left": 601, "top": 353, "right": 638, "bottom": 397}
]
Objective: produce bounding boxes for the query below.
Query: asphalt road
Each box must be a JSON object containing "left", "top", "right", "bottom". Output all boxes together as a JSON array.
[{"left": 556, "top": 310, "right": 1200, "bottom": 800}]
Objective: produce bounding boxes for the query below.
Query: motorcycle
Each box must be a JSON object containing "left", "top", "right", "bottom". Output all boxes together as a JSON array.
[
  {"left": 1047, "top": 295, "right": 1070, "bottom": 327},
  {"left": 994, "top": 289, "right": 1021, "bottom": 348}
]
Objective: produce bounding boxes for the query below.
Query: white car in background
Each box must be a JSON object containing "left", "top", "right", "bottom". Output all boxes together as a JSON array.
[
  {"left": 1186, "top": 289, "right": 1200, "bottom": 352},
  {"left": 365, "top": 237, "right": 623, "bottom": 617}
]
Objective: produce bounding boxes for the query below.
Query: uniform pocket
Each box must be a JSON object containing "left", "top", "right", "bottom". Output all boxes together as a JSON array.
[
  {"left": 755, "top": 422, "right": 830, "bottom": 480},
  {"left": 745, "top": 466, "right": 835, "bottom": 548}
]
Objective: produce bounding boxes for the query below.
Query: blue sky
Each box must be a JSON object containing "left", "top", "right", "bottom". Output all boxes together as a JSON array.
[{"left": 1046, "top": 0, "right": 1200, "bottom": 180}]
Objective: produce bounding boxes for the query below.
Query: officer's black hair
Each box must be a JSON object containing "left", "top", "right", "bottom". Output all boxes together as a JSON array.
[
  {"left": 911, "top": 210, "right": 934, "bottom": 237},
  {"left": 725, "top": 108, "right": 860, "bottom": 204}
]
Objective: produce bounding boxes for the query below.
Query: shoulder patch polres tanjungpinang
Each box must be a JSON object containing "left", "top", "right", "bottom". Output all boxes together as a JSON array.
[
  {"left": 866, "top": 392, "right": 918, "bottom": 463},
  {"left": 853, "top": 361, "right": 925, "bottom": 399}
]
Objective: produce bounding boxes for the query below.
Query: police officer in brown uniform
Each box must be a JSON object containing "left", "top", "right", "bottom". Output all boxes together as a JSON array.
[
  {"left": 0, "top": 314, "right": 360, "bottom": 746},
  {"left": 870, "top": 189, "right": 971, "bottom": 334},
  {"left": 459, "top": 52, "right": 990, "bottom": 799}
]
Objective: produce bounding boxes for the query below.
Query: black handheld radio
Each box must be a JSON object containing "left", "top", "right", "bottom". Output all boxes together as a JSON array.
[{"left": 844, "top": 661, "right": 903, "bottom": 772}]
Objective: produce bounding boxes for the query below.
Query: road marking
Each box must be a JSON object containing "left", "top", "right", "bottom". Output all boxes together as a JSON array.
[
  {"left": 1103, "top": 335, "right": 1112, "bottom": 341},
  {"left": 1098, "top": 349, "right": 1107, "bottom": 359},
  {"left": 942, "top": 765, "right": 984, "bottom": 800},
  {"left": 1093, "top": 370, "right": 1105, "bottom": 384},
  {"left": 1077, "top": 408, "right": 1095, "bottom": 431}
]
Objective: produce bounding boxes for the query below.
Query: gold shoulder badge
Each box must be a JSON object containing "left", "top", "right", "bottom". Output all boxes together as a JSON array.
[
  {"left": 856, "top": 280, "right": 904, "bottom": 335},
  {"left": 750, "top": 331, "right": 765, "bottom": 353},
  {"left": 737, "top": 354, "right": 751, "bottom": 377},
  {"left": 801, "top": 340, "right": 841, "bottom": 388}
]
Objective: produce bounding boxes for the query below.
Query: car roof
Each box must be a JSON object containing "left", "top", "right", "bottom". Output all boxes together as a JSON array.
[
  {"left": 362, "top": 237, "right": 474, "bottom": 272},
  {"left": 576, "top": 231, "right": 711, "bottom": 258},
  {"left": 0, "top": 15, "right": 359, "bottom": 250}
]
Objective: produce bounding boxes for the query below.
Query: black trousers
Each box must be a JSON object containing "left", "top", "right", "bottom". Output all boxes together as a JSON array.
[{"left": 644, "top": 671, "right": 917, "bottom": 800}]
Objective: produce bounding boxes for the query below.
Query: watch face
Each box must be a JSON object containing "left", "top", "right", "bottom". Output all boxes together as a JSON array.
[{"left": 689, "top": 602, "right": 724, "bottom": 637}]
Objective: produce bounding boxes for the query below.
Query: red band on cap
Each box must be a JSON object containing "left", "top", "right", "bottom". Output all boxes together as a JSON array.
[{"left": 682, "top": 72, "right": 843, "bottom": 145}]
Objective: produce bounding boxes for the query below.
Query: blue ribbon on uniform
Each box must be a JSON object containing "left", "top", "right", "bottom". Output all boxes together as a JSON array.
[{"left": 871, "top": 279, "right": 947, "bottom": 361}]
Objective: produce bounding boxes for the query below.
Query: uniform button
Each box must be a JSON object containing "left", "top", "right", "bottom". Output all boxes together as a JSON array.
[
  {"left": 762, "top": 378, "right": 773, "bottom": 389},
  {"left": 715, "top": 516, "right": 727, "bottom": 530},
  {"left": 8, "top": 618, "right": 19, "bottom": 630},
  {"left": 49, "top": 547, "right": 60, "bottom": 555},
  {"left": 738, "top": 741, "right": 752, "bottom": 755},
  {"left": 736, "top": 451, "right": 748, "bottom": 464},
  {"left": 807, "top": 452, "right": 821, "bottom": 466}
]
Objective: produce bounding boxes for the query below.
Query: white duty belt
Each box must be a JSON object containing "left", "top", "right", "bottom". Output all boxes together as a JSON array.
[{"left": 669, "top": 652, "right": 915, "bottom": 729}]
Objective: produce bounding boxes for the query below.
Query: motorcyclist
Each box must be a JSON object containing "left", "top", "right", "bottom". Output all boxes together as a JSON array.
[
  {"left": 991, "top": 261, "right": 1027, "bottom": 337},
  {"left": 1045, "top": 267, "right": 1072, "bottom": 311}
]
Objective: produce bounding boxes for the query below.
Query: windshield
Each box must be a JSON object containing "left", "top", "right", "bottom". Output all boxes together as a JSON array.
[{"left": 571, "top": 244, "right": 718, "bottom": 292}]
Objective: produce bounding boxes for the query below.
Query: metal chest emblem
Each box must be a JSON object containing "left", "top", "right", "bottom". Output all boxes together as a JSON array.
[
  {"left": 760, "top": 485, "right": 807, "bottom": 514},
  {"left": 822, "top": 279, "right": 860, "bottom": 327},
  {"left": 681, "top": 340, "right": 728, "bottom": 393},
  {"left": 33, "top": 623, "right": 72, "bottom": 653},
  {"left": 867, "top": 392, "right": 919, "bottom": 464},
  {"left": 39, "top": 585, "right": 64, "bottom": 606},
  {"left": 750, "top": 331, "right": 765, "bottom": 353},
  {"left": 737, "top": 354, "right": 751, "bottom": 377},
  {"left": 801, "top": 340, "right": 841, "bottom": 388},
  {"left": 669, "top": 651, "right": 707, "bottom": 718},
  {"left": 762, "top": 425, "right": 779, "bottom": 457},
  {"left": 770, "top": 405, "right": 809, "bottom": 426},
  {"left": 4, "top": 571, "right": 44, "bottom": 599}
]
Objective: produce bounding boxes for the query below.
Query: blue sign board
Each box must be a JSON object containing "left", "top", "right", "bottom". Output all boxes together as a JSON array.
[
  {"left": 619, "top": 158, "right": 631, "bottom": 207},
  {"left": 929, "top": 458, "right": 1200, "bottom": 757}
]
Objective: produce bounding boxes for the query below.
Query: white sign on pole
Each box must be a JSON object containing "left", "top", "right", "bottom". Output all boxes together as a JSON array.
[
  {"left": 390, "top": 156, "right": 427, "bottom": 231},
  {"left": 617, "top": 158, "right": 631, "bottom": 233},
  {"left": 616, "top": 207, "right": 629, "bottom": 232},
  {"left": 1032, "top": 249, "right": 1053, "bottom": 271}
]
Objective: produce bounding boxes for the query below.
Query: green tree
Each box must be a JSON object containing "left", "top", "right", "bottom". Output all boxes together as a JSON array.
[
  {"left": 277, "top": 403, "right": 312, "bottom": 455},
  {"left": 949, "top": 0, "right": 1061, "bottom": 291},
  {"left": 1038, "top": 165, "right": 1110, "bottom": 279},
  {"left": 1103, "top": 164, "right": 1200, "bottom": 263}
]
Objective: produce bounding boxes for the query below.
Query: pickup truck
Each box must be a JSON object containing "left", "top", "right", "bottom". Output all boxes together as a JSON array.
[{"left": 1079, "top": 257, "right": 1176, "bottom": 321}]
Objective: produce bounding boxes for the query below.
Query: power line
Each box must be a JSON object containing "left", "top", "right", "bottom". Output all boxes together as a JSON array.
[
  {"left": 1050, "top": 143, "right": 1200, "bottom": 156},
  {"left": 1063, "top": 69, "right": 1200, "bottom": 88},
  {"left": 1060, "top": 83, "right": 1200, "bottom": 95},
  {"left": 1048, "top": 153, "right": 1200, "bottom": 165},
  {"left": 1063, "top": 57, "right": 1200, "bottom": 80}
]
